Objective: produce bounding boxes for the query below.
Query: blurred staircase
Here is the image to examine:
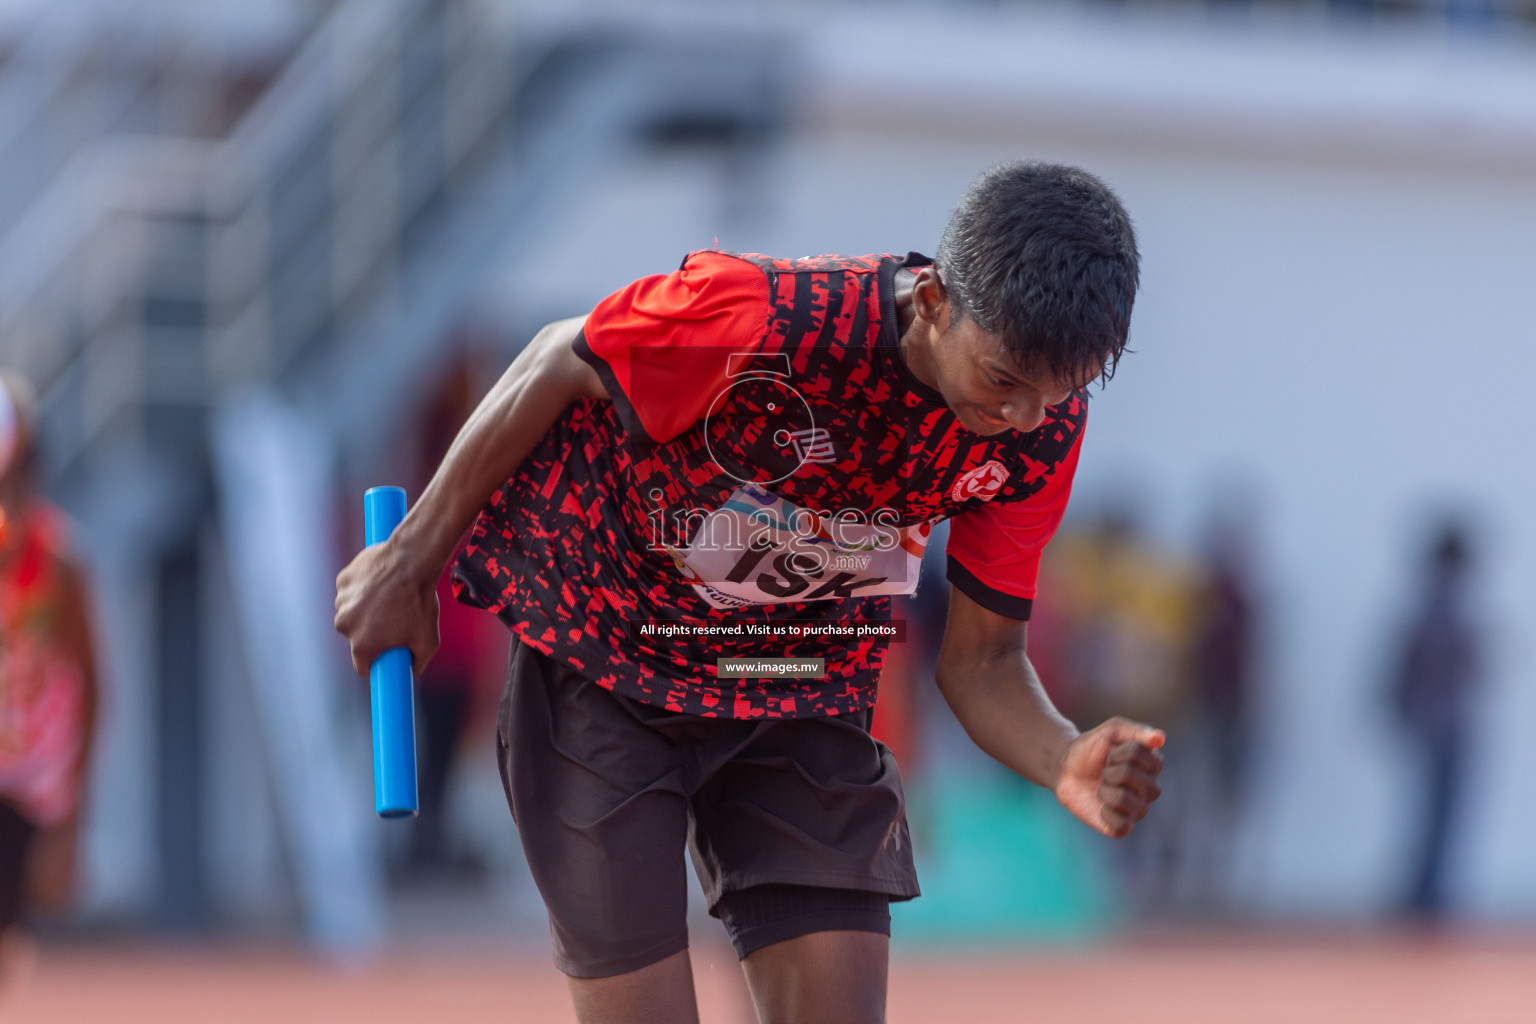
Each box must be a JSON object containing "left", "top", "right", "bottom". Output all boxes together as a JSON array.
[{"left": 0, "top": 0, "right": 527, "bottom": 944}]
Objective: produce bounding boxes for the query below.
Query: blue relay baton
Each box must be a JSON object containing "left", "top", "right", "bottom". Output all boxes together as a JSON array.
[{"left": 364, "top": 486, "right": 419, "bottom": 819}]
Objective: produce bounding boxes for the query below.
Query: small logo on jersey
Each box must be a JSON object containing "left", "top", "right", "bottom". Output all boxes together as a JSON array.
[
  {"left": 783, "top": 426, "right": 836, "bottom": 465},
  {"left": 952, "top": 461, "right": 1008, "bottom": 503}
]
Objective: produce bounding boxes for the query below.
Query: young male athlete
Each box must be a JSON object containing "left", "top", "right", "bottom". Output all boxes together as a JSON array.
[{"left": 336, "top": 161, "right": 1166, "bottom": 1024}]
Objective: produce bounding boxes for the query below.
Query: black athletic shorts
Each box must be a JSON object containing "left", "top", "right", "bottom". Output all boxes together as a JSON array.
[
  {"left": 0, "top": 801, "right": 37, "bottom": 931},
  {"left": 496, "top": 638, "right": 920, "bottom": 978}
]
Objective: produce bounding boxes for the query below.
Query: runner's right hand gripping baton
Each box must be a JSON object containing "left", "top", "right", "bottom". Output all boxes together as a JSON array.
[{"left": 364, "top": 486, "right": 419, "bottom": 819}]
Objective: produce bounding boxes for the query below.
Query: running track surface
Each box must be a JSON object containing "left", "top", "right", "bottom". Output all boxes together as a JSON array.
[{"left": 7, "top": 933, "right": 1534, "bottom": 1023}]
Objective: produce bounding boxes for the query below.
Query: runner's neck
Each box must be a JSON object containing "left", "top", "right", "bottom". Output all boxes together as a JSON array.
[{"left": 892, "top": 266, "right": 940, "bottom": 393}]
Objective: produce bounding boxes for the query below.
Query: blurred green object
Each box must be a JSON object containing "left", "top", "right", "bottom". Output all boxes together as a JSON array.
[{"left": 892, "top": 775, "right": 1119, "bottom": 944}]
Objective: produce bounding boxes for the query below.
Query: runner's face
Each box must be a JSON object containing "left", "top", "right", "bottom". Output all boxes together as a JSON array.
[{"left": 932, "top": 314, "right": 1093, "bottom": 436}]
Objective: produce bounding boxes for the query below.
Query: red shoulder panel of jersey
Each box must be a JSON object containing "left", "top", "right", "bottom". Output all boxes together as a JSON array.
[
  {"left": 574, "top": 250, "right": 771, "bottom": 445},
  {"left": 944, "top": 414, "right": 1085, "bottom": 620}
]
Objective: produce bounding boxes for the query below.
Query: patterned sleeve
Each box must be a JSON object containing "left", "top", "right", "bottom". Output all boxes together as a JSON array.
[
  {"left": 944, "top": 431, "right": 1083, "bottom": 621},
  {"left": 573, "top": 250, "right": 770, "bottom": 445}
]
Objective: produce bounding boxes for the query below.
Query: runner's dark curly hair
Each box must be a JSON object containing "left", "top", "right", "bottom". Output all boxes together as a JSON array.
[{"left": 936, "top": 161, "right": 1139, "bottom": 385}]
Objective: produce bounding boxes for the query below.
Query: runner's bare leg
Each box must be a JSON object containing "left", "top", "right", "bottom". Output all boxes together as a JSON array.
[
  {"left": 741, "top": 931, "right": 887, "bottom": 1024},
  {"left": 567, "top": 949, "right": 700, "bottom": 1024}
]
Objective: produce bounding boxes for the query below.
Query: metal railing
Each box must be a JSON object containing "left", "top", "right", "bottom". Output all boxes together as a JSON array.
[{"left": 0, "top": 0, "right": 519, "bottom": 484}]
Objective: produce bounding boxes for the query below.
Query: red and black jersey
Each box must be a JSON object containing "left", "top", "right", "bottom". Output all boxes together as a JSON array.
[{"left": 453, "top": 250, "right": 1086, "bottom": 718}]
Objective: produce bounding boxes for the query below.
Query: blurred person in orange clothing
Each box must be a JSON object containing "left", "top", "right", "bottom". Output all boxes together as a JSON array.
[
  {"left": 0, "top": 372, "right": 99, "bottom": 973},
  {"left": 1044, "top": 507, "right": 1199, "bottom": 733}
]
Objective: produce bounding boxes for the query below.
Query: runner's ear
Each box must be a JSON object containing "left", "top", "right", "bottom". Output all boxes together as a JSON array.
[{"left": 910, "top": 268, "right": 948, "bottom": 328}]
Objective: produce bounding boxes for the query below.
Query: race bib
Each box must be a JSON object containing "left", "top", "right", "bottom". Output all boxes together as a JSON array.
[{"left": 662, "top": 483, "right": 933, "bottom": 610}]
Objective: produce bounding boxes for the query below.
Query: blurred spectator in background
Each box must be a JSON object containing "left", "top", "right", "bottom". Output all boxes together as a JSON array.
[
  {"left": 1186, "top": 494, "right": 1262, "bottom": 914},
  {"left": 1036, "top": 504, "right": 1199, "bottom": 914},
  {"left": 403, "top": 345, "right": 506, "bottom": 880},
  {"left": 0, "top": 372, "right": 98, "bottom": 980},
  {"left": 1390, "top": 520, "right": 1482, "bottom": 921},
  {"left": 1046, "top": 506, "right": 1199, "bottom": 749},
  {"left": 875, "top": 545, "right": 954, "bottom": 781}
]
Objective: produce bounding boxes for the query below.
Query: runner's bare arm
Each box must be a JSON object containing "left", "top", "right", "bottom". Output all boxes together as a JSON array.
[
  {"left": 936, "top": 585, "right": 1164, "bottom": 838},
  {"left": 334, "top": 316, "right": 602, "bottom": 675}
]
